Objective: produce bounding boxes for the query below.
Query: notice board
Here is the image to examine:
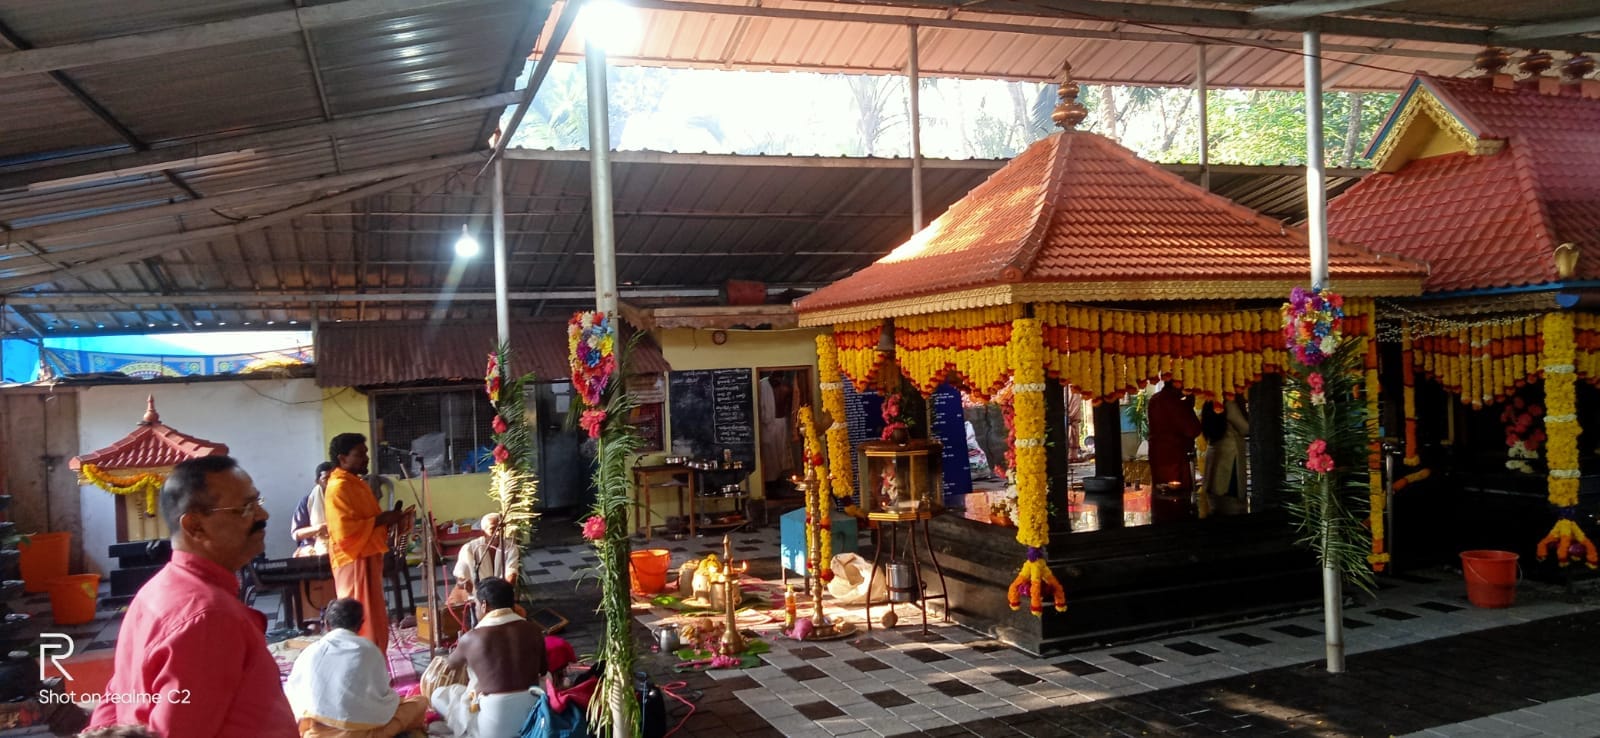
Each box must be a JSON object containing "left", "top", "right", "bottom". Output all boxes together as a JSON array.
[
  {"left": 668, "top": 368, "right": 756, "bottom": 468},
  {"left": 929, "top": 383, "right": 973, "bottom": 502}
]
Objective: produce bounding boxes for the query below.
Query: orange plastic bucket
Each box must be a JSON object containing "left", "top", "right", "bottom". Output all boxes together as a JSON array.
[
  {"left": 19, "top": 532, "right": 70, "bottom": 593},
  {"left": 629, "top": 549, "right": 672, "bottom": 594},
  {"left": 1460, "top": 550, "right": 1519, "bottom": 608},
  {"left": 49, "top": 573, "right": 100, "bottom": 626}
]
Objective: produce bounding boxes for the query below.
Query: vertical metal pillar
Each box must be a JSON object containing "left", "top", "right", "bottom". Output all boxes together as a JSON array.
[
  {"left": 492, "top": 158, "right": 510, "bottom": 347},
  {"left": 1305, "top": 30, "right": 1330, "bottom": 292},
  {"left": 1305, "top": 28, "right": 1344, "bottom": 674},
  {"left": 907, "top": 25, "right": 924, "bottom": 231},
  {"left": 1196, "top": 44, "right": 1211, "bottom": 191},
  {"left": 586, "top": 41, "right": 619, "bottom": 314}
]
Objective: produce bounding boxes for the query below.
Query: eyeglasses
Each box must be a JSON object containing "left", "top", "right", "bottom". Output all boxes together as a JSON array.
[{"left": 207, "top": 497, "right": 265, "bottom": 519}]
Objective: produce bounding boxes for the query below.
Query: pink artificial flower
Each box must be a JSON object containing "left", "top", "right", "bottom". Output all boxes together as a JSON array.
[
  {"left": 1307, "top": 373, "right": 1324, "bottom": 393},
  {"left": 581, "top": 515, "right": 606, "bottom": 540},
  {"left": 492, "top": 414, "right": 509, "bottom": 434},
  {"left": 580, "top": 408, "right": 608, "bottom": 438},
  {"left": 1305, "top": 439, "right": 1335, "bottom": 473},
  {"left": 492, "top": 444, "right": 510, "bottom": 464}
]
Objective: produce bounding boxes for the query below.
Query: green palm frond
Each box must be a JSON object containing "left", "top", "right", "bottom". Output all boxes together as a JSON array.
[
  {"left": 1281, "top": 337, "right": 1376, "bottom": 595},
  {"left": 487, "top": 342, "right": 540, "bottom": 547}
]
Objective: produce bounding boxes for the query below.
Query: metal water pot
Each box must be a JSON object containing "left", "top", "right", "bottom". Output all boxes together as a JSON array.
[
  {"left": 887, "top": 562, "right": 920, "bottom": 603},
  {"left": 657, "top": 626, "right": 680, "bottom": 653}
]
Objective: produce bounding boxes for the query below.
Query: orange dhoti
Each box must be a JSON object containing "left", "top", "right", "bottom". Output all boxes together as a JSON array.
[{"left": 334, "top": 554, "right": 389, "bottom": 656}]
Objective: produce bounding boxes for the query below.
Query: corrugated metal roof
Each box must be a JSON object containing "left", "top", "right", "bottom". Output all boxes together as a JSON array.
[{"left": 314, "top": 319, "right": 670, "bottom": 386}]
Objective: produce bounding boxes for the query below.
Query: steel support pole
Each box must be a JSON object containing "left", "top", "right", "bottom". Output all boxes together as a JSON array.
[
  {"left": 492, "top": 158, "right": 510, "bottom": 347},
  {"left": 1305, "top": 30, "right": 1330, "bottom": 292},
  {"left": 1196, "top": 44, "right": 1211, "bottom": 191},
  {"left": 907, "top": 25, "right": 924, "bottom": 231},
  {"left": 586, "top": 41, "right": 619, "bottom": 315}
]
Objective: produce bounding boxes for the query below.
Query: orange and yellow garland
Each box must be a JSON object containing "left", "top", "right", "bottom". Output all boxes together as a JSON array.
[
  {"left": 892, "top": 306, "right": 1022, "bottom": 398},
  {"left": 1401, "top": 324, "right": 1420, "bottom": 466},
  {"left": 1410, "top": 315, "right": 1543, "bottom": 409},
  {"left": 831, "top": 320, "right": 887, "bottom": 392},
  {"left": 816, "top": 335, "right": 860, "bottom": 517},
  {"left": 1360, "top": 308, "right": 1388, "bottom": 571},
  {"left": 1536, "top": 312, "right": 1594, "bottom": 567},
  {"left": 796, "top": 405, "right": 837, "bottom": 582},
  {"left": 1004, "top": 316, "right": 1066, "bottom": 615},
  {"left": 79, "top": 463, "right": 165, "bottom": 517}
]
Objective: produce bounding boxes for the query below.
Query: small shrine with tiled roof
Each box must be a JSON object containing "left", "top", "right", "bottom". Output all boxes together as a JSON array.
[
  {"left": 69, "top": 396, "right": 228, "bottom": 540},
  {"left": 1326, "top": 49, "right": 1600, "bottom": 576},
  {"left": 793, "top": 67, "right": 1424, "bottom": 653}
]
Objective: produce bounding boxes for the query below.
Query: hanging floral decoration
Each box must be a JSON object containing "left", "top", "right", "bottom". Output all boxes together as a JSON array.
[
  {"left": 1004, "top": 316, "right": 1063, "bottom": 616},
  {"left": 796, "top": 405, "right": 835, "bottom": 583},
  {"left": 568, "top": 311, "right": 640, "bottom": 737},
  {"left": 79, "top": 463, "right": 165, "bottom": 517},
  {"left": 891, "top": 306, "right": 1021, "bottom": 398},
  {"left": 1406, "top": 314, "right": 1544, "bottom": 409},
  {"left": 1500, "top": 396, "right": 1546, "bottom": 474},
  {"left": 815, "top": 335, "right": 859, "bottom": 517},
  {"left": 1400, "top": 324, "right": 1420, "bottom": 466},
  {"left": 879, "top": 392, "right": 913, "bottom": 441},
  {"left": 1007, "top": 547, "right": 1067, "bottom": 615},
  {"left": 568, "top": 311, "right": 617, "bottom": 438},
  {"left": 1536, "top": 512, "right": 1599, "bottom": 569},
  {"left": 1281, "top": 287, "right": 1377, "bottom": 591},
  {"left": 1359, "top": 304, "right": 1386, "bottom": 571},
  {"left": 1037, "top": 304, "right": 1303, "bottom": 405},
  {"left": 484, "top": 343, "right": 539, "bottom": 572},
  {"left": 831, "top": 320, "right": 887, "bottom": 391}
]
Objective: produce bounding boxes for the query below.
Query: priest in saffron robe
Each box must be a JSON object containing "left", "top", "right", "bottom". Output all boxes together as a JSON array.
[{"left": 325, "top": 432, "right": 411, "bottom": 656}]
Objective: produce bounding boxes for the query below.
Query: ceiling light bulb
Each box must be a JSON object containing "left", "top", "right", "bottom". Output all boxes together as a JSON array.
[{"left": 455, "top": 224, "right": 480, "bottom": 258}]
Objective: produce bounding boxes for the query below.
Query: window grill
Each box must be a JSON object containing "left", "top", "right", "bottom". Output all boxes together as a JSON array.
[{"left": 371, "top": 387, "right": 495, "bottom": 477}]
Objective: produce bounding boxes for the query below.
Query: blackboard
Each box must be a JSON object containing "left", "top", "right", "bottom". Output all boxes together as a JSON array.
[
  {"left": 930, "top": 383, "right": 973, "bottom": 502},
  {"left": 668, "top": 369, "right": 756, "bottom": 468}
]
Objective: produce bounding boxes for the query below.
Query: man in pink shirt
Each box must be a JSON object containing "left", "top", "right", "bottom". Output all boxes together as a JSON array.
[{"left": 87, "top": 455, "right": 297, "bottom": 738}]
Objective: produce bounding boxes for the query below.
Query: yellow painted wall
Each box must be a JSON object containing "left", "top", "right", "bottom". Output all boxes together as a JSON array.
[
  {"left": 628, "top": 326, "right": 825, "bottom": 533},
  {"left": 320, "top": 387, "right": 497, "bottom": 526},
  {"left": 1414, "top": 125, "right": 1468, "bottom": 159}
]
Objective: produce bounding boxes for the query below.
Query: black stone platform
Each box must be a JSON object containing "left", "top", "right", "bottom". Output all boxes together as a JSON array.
[{"left": 922, "top": 511, "right": 1320, "bottom": 654}]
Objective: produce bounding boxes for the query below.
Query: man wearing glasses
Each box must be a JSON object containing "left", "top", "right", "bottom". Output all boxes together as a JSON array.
[
  {"left": 86, "top": 455, "right": 297, "bottom": 738},
  {"left": 325, "top": 433, "right": 412, "bottom": 656}
]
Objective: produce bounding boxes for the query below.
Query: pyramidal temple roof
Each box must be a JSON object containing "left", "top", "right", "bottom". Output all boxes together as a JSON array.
[
  {"left": 1329, "top": 71, "right": 1600, "bottom": 294},
  {"left": 69, "top": 396, "right": 229, "bottom": 471},
  {"left": 796, "top": 129, "right": 1424, "bottom": 325}
]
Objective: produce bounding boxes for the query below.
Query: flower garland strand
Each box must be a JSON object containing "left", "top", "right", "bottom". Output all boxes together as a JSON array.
[
  {"left": 1005, "top": 316, "right": 1065, "bottom": 615},
  {"left": 568, "top": 310, "right": 640, "bottom": 736},
  {"left": 485, "top": 344, "right": 539, "bottom": 552},
  {"left": 1401, "top": 324, "right": 1420, "bottom": 466},
  {"left": 1537, "top": 312, "right": 1592, "bottom": 567},
  {"left": 1356, "top": 300, "right": 1389, "bottom": 572},
  {"left": 797, "top": 405, "right": 835, "bottom": 583},
  {"left": 815, "top": 335, "right": 860, "bottom": 517},
  {"left": 78, "top": 463, "right": 164, "bottom": 517}
]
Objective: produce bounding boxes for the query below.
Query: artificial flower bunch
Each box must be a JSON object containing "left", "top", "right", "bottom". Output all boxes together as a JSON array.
[
  {"left": 1282, "top": 286, "right": 1344, "bottom": 366},
  {"left": 879, "top": 391, "right": 914, "bottom": 441},
  {"left": 568, "top": 311, "right": 617, "bottom": 438},
  {"left": 1499, "top": 395, "right": 1546, "bottom": 474}
]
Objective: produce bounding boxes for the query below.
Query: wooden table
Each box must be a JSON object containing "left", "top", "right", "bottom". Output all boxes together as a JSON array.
[{"left": 632, "top": 464, "right": 696, "bottom": 540}]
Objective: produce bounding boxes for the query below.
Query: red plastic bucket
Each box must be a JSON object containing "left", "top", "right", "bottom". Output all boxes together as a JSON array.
[
  {"left": 18, "top": 532, "right": 71, "bottom": 593},
  {"left": 629, "top": 549, "right": 672, "bottom": 594},
  {"left": 49, "top": 573, "right": 101, "bottom": 626},
  {"left": 1460, "top": 550, "right": 1519, "bottom": 608}
]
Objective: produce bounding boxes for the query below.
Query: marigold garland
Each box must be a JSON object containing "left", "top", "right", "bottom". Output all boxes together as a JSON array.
[
  {"left": 815, "top": 335, "right": 857, "bottom": 514},
  {"left": 1536, "top": 517, "right": 1600, "bottom": 569},
  {"left": 1004, "top": 316, "right": 1064, "bottom": 617},
  {"left": 1400, "top": 324, "right": 1420, "bottom": 466},
  {"left": 796, "top": 405, "right": 835, "bottom": 582},
  {"left": 79, "top": 463, "right": 164, "bottom": 517},
  {"left": 832, "top": 320, "right": 887, "bottom": 392},
  {"left": 1537, "top": 311, "right": 1590, "bottom": 563},
  {"left": 1409, "top": 315, "right": 1543, "bottom": 408},
  {"left": 893, "top": 306, "right": 1020, "bottom": 398},
  {"left": 1007, "top": 547, "right": 1067, "bottom": 614}
]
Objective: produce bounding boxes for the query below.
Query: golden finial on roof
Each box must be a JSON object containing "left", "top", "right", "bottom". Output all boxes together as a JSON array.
[
  {"left": 1519, "top": 49, "right": 1553, "bottom": 78},
  {"left": 141, "top": 395, "right": 159, "bottom": 425},
  {"left": 1474, "top": 46, "right": 1510, "bottom": 76},
  {"left": 1051, "top": 62, "right": 1088, "bottom": 131},
  {"left": 1562, "top": 52, "right": 1596, "bottom": 83}
]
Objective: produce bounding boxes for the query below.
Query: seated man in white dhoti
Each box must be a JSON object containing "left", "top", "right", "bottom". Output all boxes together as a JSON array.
[
  {"left": 285, "top": 598, "right": 429, "bottom": 738},
  {"left": 430, "top": 577, "right": 548, "bottom": 738}
]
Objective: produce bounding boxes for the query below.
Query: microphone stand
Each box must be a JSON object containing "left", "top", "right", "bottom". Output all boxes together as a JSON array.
[{"left": 412, "top": 452, "right": 442, "bottom": 658}]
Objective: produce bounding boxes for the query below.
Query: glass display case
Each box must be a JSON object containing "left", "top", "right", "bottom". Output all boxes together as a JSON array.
[{"left": 858, "top": 440, "right": 944, "bottom": 520}]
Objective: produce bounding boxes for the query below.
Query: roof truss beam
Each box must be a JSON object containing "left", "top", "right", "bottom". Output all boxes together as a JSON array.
[
  {"left": 1248, "top": 0, "right": 1398, "bottom": 23},
  {"left": 1494, "top": 15, "right": 1600, "bottom": 44},
  {"left": 1013, "top": 0, "right": 1504, "bottom": 48},
  {"left": 0, "top": 0, "right": 480, "bottom": 80},
  {"left": 3, "top": 287, "right": 805, "bottom": 306},
  {"left": 0, "top": 90, "right": 521, "bottom": 192}
]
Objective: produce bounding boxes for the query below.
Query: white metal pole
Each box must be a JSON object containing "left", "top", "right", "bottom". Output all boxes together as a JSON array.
[
  {"left": 1305, "top": 30, "right": 1330, "bottom": 292},
  {"left": 492, "top": 158, "right": 510, "bottom": 347},
  {"left": 1305, "top": 28, "right": 1344, "bottom": 674},
  {"left": 586, "top": 41, "right": 619, "bottom": 314},
  {"left": 1196, "top": 44, "right": 1211, "bottom": 191},
  {"left": 907, "top": 25, "right": 924, "bottom": 231}
]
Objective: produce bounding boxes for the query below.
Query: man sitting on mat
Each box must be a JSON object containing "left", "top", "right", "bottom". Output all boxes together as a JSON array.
[
  {"left": 286, "top": 598, "right": 428, "bottom": 738},
  {"left": 429, "top": 578, "right": 548, "bottom": 738}
]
